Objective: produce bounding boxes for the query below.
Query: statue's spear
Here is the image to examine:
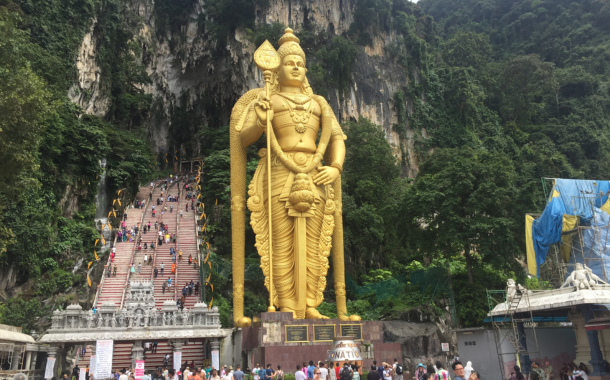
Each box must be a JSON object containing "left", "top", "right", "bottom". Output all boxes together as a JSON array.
[{"left": 254, "top": 40, "right": 281, "bottom": 312}]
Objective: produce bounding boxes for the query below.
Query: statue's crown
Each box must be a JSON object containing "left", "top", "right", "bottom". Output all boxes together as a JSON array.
[{"left": 278, "top": 27, "right": 306, "bottom": 65}]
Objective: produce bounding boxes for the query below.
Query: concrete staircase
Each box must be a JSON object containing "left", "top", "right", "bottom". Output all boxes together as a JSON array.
[{"left": 84, "top": 177, "right": 207, "bottom": 370}]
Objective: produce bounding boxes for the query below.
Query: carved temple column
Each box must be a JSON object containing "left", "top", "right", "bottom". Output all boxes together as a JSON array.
[
  {"left": 48, "top": 345, "right": 60, "bottom": 377},
  {"left": 30, "top": 351, "right": 38, "bottom": 371},
  {"left": 581, "top": 305, "right": 610, "bottom": 380},
  {"left": 131, "top": 340, "right": 144, "bottom": 369},
  {"left": 169, "top": 340, "right": 187, "bottom": 371}
]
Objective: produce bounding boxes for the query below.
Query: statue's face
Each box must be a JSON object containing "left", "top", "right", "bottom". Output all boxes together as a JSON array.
[{"left": 278, "top": 54, "right": 306, "bottom": 88}]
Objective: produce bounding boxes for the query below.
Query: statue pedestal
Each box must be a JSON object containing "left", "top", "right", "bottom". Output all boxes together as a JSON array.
[{"left": 240, "top": 312, "right": 401, "bottom": 370}]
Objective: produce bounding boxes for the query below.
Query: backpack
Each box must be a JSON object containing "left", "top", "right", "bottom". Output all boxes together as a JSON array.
[
  {"left": 340, "top": 368, "right": 352, "bottom": 380},
  {"left": 396, "top": 366, "right": 403, "bottom": 376}
]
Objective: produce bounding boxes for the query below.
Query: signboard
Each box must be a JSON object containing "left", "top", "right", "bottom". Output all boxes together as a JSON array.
[
  {"left": 135, "top": 360, "right": 145, "bottom": 380},
  {"left": 211, "top": 350, "right": 219, "bottom": 371},
  {"left": 95, "top": 340, "right": 114, "bottom": 379},
  {"left": 80, "top": 368, "right": 87, "bottom": 380},
  {"left": 441, "top": 343, "right": 450, "bottom": 352},
  {"left": 173, "top": 352, "right": 182, "bottom": 374},
  {"left": 45, "top": 357, "right": 56, "bottom": 379},
  {"left": 285, "top": 325, "right": 309, "bottom": 343},
  {"left": 313, "top": 325, "right": 335, "bottom": 342},
  {"left": 89, "top": 355, "right": 96, "bottom": 377},
  {"left": 340, "top": 324, "right": 363, "bottom": 341}
]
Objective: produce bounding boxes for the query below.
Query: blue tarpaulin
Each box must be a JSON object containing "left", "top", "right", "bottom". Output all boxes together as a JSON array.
[{"left": 530, "top": 179, "right": 610, "bottom": 276}]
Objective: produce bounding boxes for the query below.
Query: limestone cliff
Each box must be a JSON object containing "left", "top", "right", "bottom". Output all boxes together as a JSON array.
[{"left": 69, "top": 0, "right": 419, "bottom": 176}]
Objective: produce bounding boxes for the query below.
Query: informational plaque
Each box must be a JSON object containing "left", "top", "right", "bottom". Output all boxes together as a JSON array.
[
  {"left": 95, "top": 340, "right": 114, "bottom": 379},
  {"left": 340, "top": 324, "right": 363, "bottom": 341},
  {"left": 285, "top": 325, "right": 309, "bottom": 343},
  {"left": 135, "top": 360, "right": 145, "bottom": 380},
  {"left": 80, "top": 368, "right": 87, "bottom": 380},
  {"left": 441, "top": 343, "right": 449, "bottom": 352},
  {"left": 89, "top": 355, "right": 96, "bottom": 377},
  {"left": 173, "top": 352, "right": 182, "bottom": 374},
  {"left": 211, "top": 350, "right": 219, "bottom": 371},
  {"left": 45, "top": 357, "right": 56, "bottom": 379},
  {"left": 313, "top": 325, "right": 335, "bottom": 342}
]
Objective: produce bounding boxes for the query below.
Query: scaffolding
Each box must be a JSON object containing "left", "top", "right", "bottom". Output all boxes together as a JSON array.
[
  {"left": 487, "top": 287, "right": 540, "bottom": 377},
  {"left": 537, "top": 185, "right": 610, "bottom": 287}
]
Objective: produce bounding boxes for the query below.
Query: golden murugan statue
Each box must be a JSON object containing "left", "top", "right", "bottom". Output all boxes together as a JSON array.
[{"left": 230, "top": 28, "right": 360, "bottom": 327}]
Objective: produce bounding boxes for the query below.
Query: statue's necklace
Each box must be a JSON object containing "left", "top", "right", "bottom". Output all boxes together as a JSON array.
[{"left": 278, "top": 93, "right": 314, "bottom": 135}]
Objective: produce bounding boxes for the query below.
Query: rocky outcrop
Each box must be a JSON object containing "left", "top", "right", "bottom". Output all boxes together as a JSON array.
[
  {"left": 383, "top": 320, "right": 455, "bottom": 372},
  {"left": 71, "top": 0, "right": 419, "bottom": 174}
]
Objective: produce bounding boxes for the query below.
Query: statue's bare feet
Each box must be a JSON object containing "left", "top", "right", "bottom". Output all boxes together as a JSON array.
[
  {"left": 306, "top": 307, "right": 330, "bottom": 319},
  {"left": 282, "top": 308, "right": 297, "bottom": 318}
]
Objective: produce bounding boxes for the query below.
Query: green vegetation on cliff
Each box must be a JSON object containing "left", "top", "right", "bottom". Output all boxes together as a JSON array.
[{"left": 2, "top": 0, "right": 610, "bottom": 330}]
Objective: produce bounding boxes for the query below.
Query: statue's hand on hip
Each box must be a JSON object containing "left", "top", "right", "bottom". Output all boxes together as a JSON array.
[
  {"left": 313, "top": 166, "right": 340, "bottom": 185},
  {"left": 255, "top": 96, "right": 274, "bottom": 125}
]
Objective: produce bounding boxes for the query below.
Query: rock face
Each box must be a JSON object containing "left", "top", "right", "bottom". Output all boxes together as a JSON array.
[
  {"left": 71, "top": 0, "right": 417, "bottom": 174},
  {"left": 383, "top": 321, "right": 453, "bottom": 372}
]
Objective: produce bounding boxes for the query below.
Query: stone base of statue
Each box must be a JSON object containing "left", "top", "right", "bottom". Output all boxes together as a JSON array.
[{"left": 240, "top": 312, "right": 401, "bottom": 370}]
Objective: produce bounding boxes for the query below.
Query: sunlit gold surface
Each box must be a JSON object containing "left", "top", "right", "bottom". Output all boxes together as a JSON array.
[{"left": 230, "top": 28, "right": 358, "bottom": 326}]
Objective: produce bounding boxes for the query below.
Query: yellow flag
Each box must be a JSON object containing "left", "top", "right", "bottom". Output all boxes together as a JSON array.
[
  {"left": 87, "top": 274, "right": 92, "bottom": 287},
  {"left": 108, "top": 211, "right": 113, "bottom": 217},
  {"left": 204, "top": 251, "right": 210, "bottom": 262},
  {"left": 107, "top": 223, "right": 112, "bottom": 231},
  {"left": 118, "top": 190, "right": 122, "bottom": 195},
  {"left": 199, "top": 213, "right": 204, "bottom": 220},
  {"left": 201, "top": 225, "right": 205, "bottom": 232},
  {"left": 95, "top": 239, "right": 99, "bottom": 246},
  {"left": 94, "top": 251, "right": 99, "bottom": 261},
  {"left": 112, "top": 210, "right": 116, "bottom": 218},
  {"left": 101, "top": 235, "right": 106, "bottom": 245},
  {"left": 208, "top": 261, "right": 212, "bottom": 270},
  {"left": 210, "top": 284, "right": 214, "bottom": 292},
  {"left": 206, "top": 273, "right": 211, "bottom": 283},
  {"left": 208, "top": 298, "right": 213, "bottom": 309},
  {"left": 166, "top": 159, "right": 168, "bottom": 163},
  {"left": 88, "top": 261, "right": 93, "bottom": 269},
  {"left": 203, "top": 224, "right": 207, "bottom": 232},
  {"left": 113, "top": 199, "right": 116, "bottom": 205},
  {"left": 117, "top": 200, "right": 121, "bottom": 206},
  {"left": 206, "top": 242, "right": 210, "bottom": 250},
  {"left": 215, "top": 199, "right": 218, "bottom": 205},
  {"left": 197, "top": 194, "right": 202, "bottom": 199}
]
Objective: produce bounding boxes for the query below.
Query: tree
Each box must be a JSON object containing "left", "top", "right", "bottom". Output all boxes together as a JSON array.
[
  {"left": 342, "top": 117, "right": 404, "bottom": 271},
  {"left": 402, "top": 147, "right": 518, "bottom": 283}
]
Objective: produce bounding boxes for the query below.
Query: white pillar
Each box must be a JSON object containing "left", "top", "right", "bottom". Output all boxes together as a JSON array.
[{"left": 26, "top": 351, "right": 32, "bottom": 371}]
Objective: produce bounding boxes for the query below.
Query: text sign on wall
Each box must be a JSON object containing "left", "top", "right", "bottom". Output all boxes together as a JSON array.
[
  {"left": 89, "top": 355, "right": 96, "bottom": 376},
  {"left": 211, "top": 350, "right": 219, "bottom": 371},
  {"left": 135, "top": 360, "right": 145, "bottom": 380},
  {"left": 442, "top": 343, "right": 449, "bottom": 352},
  {"left": 285, "top": 325, "right": 309, "bottom": 343},
  {"left": 340, "top": 324, "right": 363, "bottom": 341},
  {"left": 44, "top": 357, "right": 56, "bottom": 379},
  {"left": 95, "top": 340, "right": 114, "bottom": 379},
  {"left": 80, "top": 368, "right": 87, "bottom": 380},
  {"left": 313, "top": 325, "right": 336, "bottom": 342},
  {"left": 173, "top": 352, "right": 182, "bottom": 374}
]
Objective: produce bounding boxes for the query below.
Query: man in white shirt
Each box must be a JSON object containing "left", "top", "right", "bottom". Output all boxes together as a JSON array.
[
  {"left": 142, "top": 371, "right": 151, "bottom": 380},
  {"left": 119, "top": 371, "right": 129, "bottom": 380},
  {"left": 393, "top": 359, "right": 401, "bottom": 380},
  {"left": 254, "top": 364, "right": 261, "bottom": 380},
  {"left": 319, "top": 363, "right": 328, "bottom": 380},
  {"left": 296, "top": 366, "right": 308, "bottom": 380},
  {"left": 184, "top": 367, "right": 191, "bottom": 380}
]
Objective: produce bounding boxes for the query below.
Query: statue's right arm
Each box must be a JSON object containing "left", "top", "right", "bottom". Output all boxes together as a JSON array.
[{"left": 240, "top": 105, "right": 264, "bottom": 147}]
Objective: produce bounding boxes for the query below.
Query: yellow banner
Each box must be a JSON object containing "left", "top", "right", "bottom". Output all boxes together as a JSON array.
[
  {"left": 95, "top": 239, "right": 99, "bottom": 246},
  {"left": 208, "top": 298, "right": 213, "bottom": 309},
  {"left": 207, "top": 273, "right": 211, "bottom": 283},
  {"left": 525, "top": 215, "right": 536, "bottom": 276},
  {"left": 88, "top": 261, "right": 93, "bottom": 269},
  {"left": 87, "top": 274, "right": 92, "bottom": 287},
  {"left": 94, "top": 251, "right": 99, "bottom": 261},
  {"left": 118, "top": 190, "right": 122, "bottom": 195}
]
